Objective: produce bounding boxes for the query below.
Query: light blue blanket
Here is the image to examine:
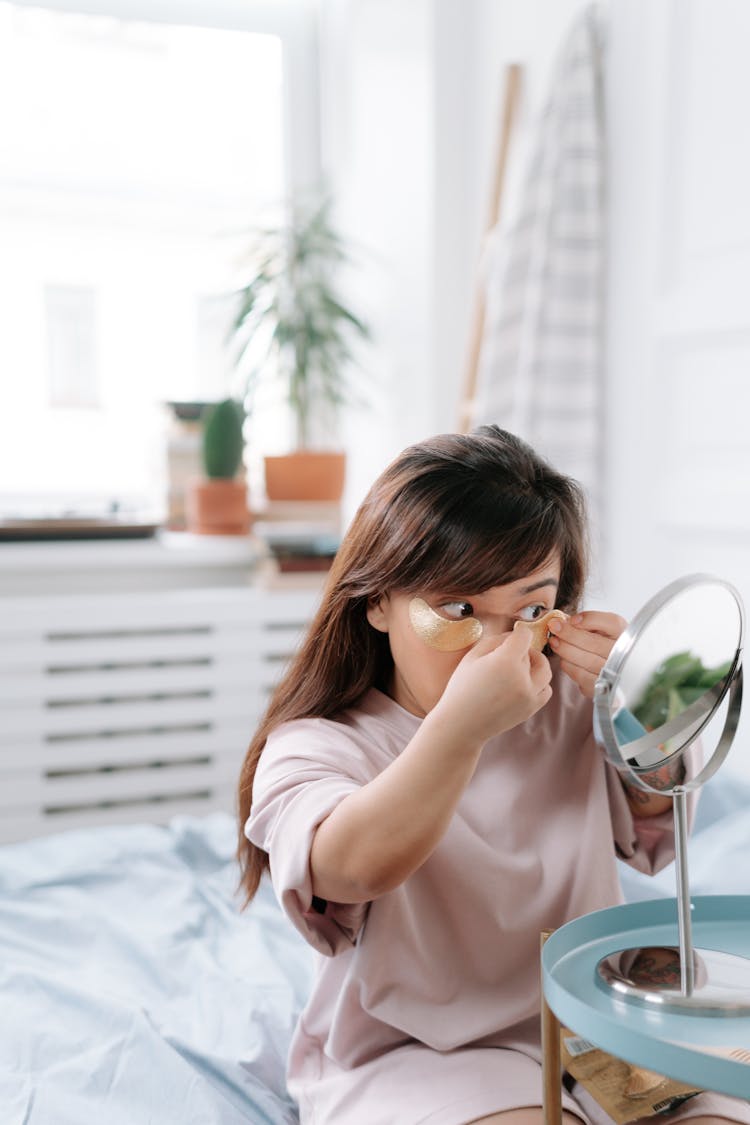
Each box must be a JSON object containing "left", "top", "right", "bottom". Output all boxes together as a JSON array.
[
  {"left": 0, "top": 815, "right": 313, "bottom": 1125},
  {"left": 1, "top": 775, "right": 749, "bottom": 1124}
]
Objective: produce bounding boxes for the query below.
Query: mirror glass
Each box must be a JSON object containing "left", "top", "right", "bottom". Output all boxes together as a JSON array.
[
  {"left": 597, "top": 945, "right": 750, "bottom": 1014},
  {"left": 595, "top": 576, "right": 744, "bottom": 793}
]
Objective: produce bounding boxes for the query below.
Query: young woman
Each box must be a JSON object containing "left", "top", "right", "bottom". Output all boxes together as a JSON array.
[{"left": 238, "top": 427, "right": 748, "bottom": 1125}]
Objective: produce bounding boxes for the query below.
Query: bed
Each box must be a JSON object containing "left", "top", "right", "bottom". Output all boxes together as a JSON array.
[
  {"left": 2, "top": 772, "right": 750, "bottom": 1124},
  {"left": 0, "top": 814, "right": 312, "bottom": 1125}
]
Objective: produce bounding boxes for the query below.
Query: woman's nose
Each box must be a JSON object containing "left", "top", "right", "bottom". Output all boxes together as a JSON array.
[{"left": 481, "top": 621, "right": 513, "bottom": 643}]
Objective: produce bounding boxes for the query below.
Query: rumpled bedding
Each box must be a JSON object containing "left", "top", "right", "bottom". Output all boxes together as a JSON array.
[
  {"left": 1, "top": 775, "right": 749, "bottom": 1124},
  {"left": 0, "top": 814, "right": 313, "bottom": 1125}
]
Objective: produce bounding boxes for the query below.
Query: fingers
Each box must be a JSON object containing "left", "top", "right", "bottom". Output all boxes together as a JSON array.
[
  {"left": 547, "top": 629, "right": 607, "bottom": 674},
  {"left": 559, "top": 611, "right": 628, "bottom": 641},
  {"left": 471, "top": 624, "right": 551, "bottom": 704},
  {"left": 497, "top": 626, "right": 552, "bottom": 693},
  {"left": 506, "top": 623, "right": 534, "bottom": 661},
  {"left": 558, "top": 658, "right": 597, "bottom": 697},
  {"left": 538, "top": 682, "right": 554, "bottom": 707},
  {"left": 547, "top": 610, "right": 627, "bottom": 699},
  {"left": 461, "top": 628, "right": 516, "bottom": 662},
  {"left": 441, "top": 617, "right": 553, "bottom": 738},
  {"left": 547, "top": 613, "right": 624, "bottom": 661},
  {"left": 467, "top": 622, "right": 531, "bottom": 664},
  {"left": 528, "top": 647, "right": 553, "bottom": 693}
]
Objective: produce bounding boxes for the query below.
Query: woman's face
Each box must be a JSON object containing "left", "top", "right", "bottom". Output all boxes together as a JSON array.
[{"left": 366, "top": 554, "right": 562, "bottom": 717}]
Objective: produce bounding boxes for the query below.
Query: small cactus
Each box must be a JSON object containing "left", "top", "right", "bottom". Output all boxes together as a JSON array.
[{"left": 202, "top": 399, "right": 245, "bottom": 479}]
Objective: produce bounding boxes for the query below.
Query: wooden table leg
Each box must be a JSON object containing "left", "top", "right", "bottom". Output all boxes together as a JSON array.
[{"left": 541, "top": 931, "right": 563, "bottom": 1125}]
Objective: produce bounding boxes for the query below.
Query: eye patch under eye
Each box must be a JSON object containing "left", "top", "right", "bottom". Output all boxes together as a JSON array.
[
  {"left": 408, "top": 597, "right": 483, "bottom": 652},
  {"left": 513, "top": 609, "right": 568, "bottom": 651}
]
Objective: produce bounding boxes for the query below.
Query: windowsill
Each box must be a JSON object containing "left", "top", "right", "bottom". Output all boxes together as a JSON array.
[
  {"left": 0, "top": 532, "right": 267, "bottom": 596},
  {"left": 0, "top": 533, "right": 328, "bottom": 598},
  {"left": 0, "top": 530, "right": 265, "bottom": 569}
]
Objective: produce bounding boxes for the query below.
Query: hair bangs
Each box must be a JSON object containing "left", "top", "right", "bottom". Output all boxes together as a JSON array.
[{"left": 394, "top": 487, "right": 572, "bottom": 598}]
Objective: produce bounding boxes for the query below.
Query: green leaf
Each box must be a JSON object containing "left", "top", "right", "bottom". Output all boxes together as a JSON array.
[{"left": 225, "top": 192, "right": 372, "bottom": 439}]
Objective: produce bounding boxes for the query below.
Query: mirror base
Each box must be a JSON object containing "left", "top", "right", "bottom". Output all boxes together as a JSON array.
[{"left": 596, "top": 946, "right": 750, "bottom": 1015}]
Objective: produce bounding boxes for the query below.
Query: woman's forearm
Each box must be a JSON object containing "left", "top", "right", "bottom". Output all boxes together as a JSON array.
[
  {"left": 310, "top": 629, "right": 552, "bottom": 905},
  {"left": 622, "top": 781, "right": 674, "bottom": 817},
  {"left": 622, "top": 755, "right": 685, "bottom": 817},
  {"left": 310, "top": 710, "right": 484, "bottom": 904}
]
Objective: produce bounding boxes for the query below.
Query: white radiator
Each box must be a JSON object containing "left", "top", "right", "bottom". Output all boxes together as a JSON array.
[{"left": 0, "top": 586, "right": 319, "bottom": 843}]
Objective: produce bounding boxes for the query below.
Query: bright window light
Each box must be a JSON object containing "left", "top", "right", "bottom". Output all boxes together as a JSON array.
[{"left": 0, "top": 2, "right": 286, "bottom": 518}]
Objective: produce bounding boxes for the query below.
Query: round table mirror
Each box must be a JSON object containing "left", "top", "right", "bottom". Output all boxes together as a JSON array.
[{"left": 593, "top": 573, "right": 749, "bottom": 1014}]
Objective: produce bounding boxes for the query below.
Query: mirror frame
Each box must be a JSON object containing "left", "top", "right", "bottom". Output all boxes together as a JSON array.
[{"left": 594, "top": 573, "right": 745, "bottom": 794}]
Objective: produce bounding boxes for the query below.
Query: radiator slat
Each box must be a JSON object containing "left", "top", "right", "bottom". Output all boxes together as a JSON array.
[
  {"left": 1, "top": 688, "right": 266, "bottom": 740},
  {"left": 0, "top": 659, "right": 274, "bottom": 705},
  {"left": 0, "top": 584, "right": 320, "bottom": 842},
  {"left": 0, "top": 588, "right": 318, "bottom": 636},
  {"left": 0, "top": 723, "right": 250, "bottom": 772},
  {"left": 8, "top": 759, "right": 239, "bottom": 806},
  {"left": 0, "top": 630, "right": 272, "bottom": 670},
  {"left": 0, "top": 790, "right": 236, "bottom": 845}
]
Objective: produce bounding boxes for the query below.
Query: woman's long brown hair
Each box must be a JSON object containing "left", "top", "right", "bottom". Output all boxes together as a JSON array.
[{"left": 237, "top": 426, "right": 589, "bottom": 902}]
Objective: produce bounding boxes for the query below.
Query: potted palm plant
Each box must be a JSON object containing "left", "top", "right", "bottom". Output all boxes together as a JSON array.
[
  {"left": 185, "top": 398, "right": 251, "bottom": 535},
  {"left": 230, "top": 197, "right": 370, "bottom": 502}
]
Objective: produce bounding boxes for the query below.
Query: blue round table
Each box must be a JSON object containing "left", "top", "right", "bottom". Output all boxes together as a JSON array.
[{"left": 542, "top": 895, "right": 750, "bottom": 1101}]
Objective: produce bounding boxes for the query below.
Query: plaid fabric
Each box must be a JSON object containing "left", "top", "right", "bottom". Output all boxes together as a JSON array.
[{"left": 473, "top": 3, "right": 606, "bottom": 527}]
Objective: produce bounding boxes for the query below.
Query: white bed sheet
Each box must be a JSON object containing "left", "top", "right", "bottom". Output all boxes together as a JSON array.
[
  {"left": 0, "top": 814, "right": 312, "bottom": 1125},
  {"left": 1, "top": 774, "right": 749, "bottom": 1124}
]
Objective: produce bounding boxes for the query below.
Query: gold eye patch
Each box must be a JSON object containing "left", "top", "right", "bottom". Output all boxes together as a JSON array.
[
  {"left": 513, "top": 609, "right": 568, "bottom": 651},
  {"left": 408, "top": 597, "right": 483, "bottom": 652}
]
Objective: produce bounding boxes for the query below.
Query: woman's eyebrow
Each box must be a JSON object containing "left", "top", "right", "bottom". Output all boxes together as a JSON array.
[{"left": 518, "top": 577, "right": 559, "bottom": 594}]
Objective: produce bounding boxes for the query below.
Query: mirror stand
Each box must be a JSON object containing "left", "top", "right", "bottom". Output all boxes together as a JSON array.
[
  {"left": 598, "top": 783, "right": 750, "bottom": 1016},
  {"left": 593, "top": 575, "right": 750, "bottom": 1016},
  {"left": 673, "top": 785, "right": 694, "bottom": 996}
]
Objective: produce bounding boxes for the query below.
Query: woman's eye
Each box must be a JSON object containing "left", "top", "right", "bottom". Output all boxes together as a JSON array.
[
  {"left": 439, "top": 601, "right": 475, "bottom": 621},
  {"left": 517, "top": 604, "right": 548, "bottom": 622}
]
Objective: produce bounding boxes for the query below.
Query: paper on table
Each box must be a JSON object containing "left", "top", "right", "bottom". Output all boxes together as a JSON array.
[{"left": 561, "top": 1029, "right": 703, "bottom": 1124}]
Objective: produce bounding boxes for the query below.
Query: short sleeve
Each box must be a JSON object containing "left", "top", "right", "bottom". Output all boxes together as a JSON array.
[{"left": 244, "top": 721, "right": 371, "bottom": 957}]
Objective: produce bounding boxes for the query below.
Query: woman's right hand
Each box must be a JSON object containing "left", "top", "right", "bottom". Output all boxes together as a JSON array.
[
  {"left": 432, "top": 625, "right": 553, "bottom": 747},
  {"left": 311, "top": 622, "right": 553, "bottom": 903}
]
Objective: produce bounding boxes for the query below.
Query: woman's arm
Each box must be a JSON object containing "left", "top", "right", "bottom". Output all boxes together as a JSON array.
[
  {"left": 310, "top": 628, "right": 551, "bottom": 904},
  {"left": 620, "top": 759, "right": 682, "bottom": 817},
  {"left": 622, "top": 785, "right": 674, "bottom": 817}
]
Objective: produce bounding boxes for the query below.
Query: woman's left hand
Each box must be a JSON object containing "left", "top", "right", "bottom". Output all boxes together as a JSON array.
[{"left": 546, "top": 611, "right": 628, "bottom": 699}]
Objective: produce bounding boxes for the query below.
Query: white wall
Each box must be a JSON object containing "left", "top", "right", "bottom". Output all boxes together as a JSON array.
[
  {"left": 319, "top": 0, "right": 436, "bottom": 510},
  {"left": 319, "top": 0, "right": 585, "bottom": 516},
  {"left": 604, "top": 0, "right": 750, "bottom": 783}
]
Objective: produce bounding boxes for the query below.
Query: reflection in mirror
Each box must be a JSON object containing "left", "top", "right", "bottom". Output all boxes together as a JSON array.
[
  {"left": 612, "top": 946, "right": 706, "bottom": 990},
  {"left": 593, "top": 574, "right": 748, "bottom": 1014},
  {"left": 597, "top": 945, "right": 750, "bottom": 1015},
  {"left": 632, "top": 651, "right": 731, "bottom": 732},
  {"left": 596, "top": 577, "right": 744, "bottom": 793}
]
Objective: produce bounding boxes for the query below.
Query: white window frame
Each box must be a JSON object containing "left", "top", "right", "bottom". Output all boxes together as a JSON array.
[{"left": 7, "top": 0, "right": 322, "bottom": 201}]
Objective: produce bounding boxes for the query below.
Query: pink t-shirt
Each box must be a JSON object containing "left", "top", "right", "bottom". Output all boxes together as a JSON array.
[{"left": 245, "top": 673, "right": 679, "bottom": 1122}]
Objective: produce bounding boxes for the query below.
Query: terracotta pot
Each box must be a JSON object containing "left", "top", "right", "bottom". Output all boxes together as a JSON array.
[
  {"left": 185, "top": 478, "right": 252, "bottom": 535},
  {"left": 263, "top": 450, "right": 346, "bottom": 502}
]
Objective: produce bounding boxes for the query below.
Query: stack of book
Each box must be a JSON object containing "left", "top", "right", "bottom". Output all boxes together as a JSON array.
[
  {"left": 251, "top": 500, "right": 342, "bottom": 573},
  {"left": 164, "top": 401, "right": 210, "bottom": 531}
]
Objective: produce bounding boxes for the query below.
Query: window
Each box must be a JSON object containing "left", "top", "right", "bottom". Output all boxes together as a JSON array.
[{"left": 0, "top": 0, "right": 319, "bottom": 519}]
